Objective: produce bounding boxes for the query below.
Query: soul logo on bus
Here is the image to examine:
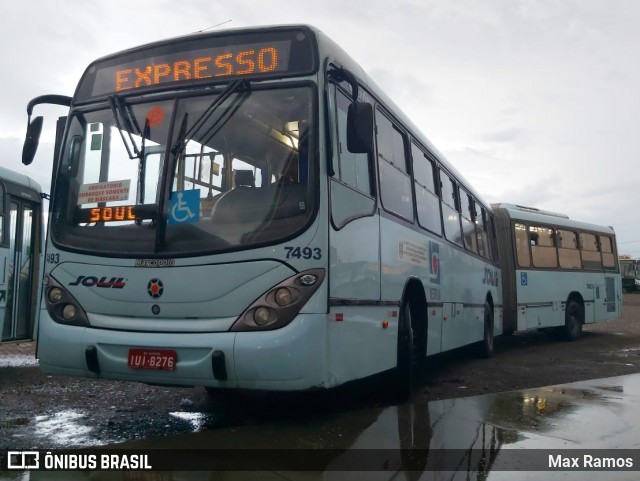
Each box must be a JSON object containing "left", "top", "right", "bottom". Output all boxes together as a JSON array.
[{"left": 69, "top": 276, "right": 127, "bottom": 289}]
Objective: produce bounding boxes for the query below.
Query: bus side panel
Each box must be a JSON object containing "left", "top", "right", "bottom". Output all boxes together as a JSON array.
[
  {"left": 328, "top": 203, "right": 380, "bottom": 300},
  {"left": 326, "top": 305, "right": 397, "bottom": 386},
  {"left": 515, "top": 270, "right": 621, "bottom": 329},
  {"left": 378, "top": 216, "right": 489, "bottom": 353}
]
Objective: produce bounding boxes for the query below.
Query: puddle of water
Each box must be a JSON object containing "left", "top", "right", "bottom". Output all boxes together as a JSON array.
[
  {"left": 33, "top": 410, "right": 101, "bottom": 447},
  {"left": 7, "top": 374, "right": 640, "bottom": 480},
  {"left": 168, "top": 412, "right": 210, "bottom": 432},
  {"left": 613, "top": 348, "right": 640, "bottom": 358},
  {"left": 0, "top": 355, "right": 38, "bottom": 367}
]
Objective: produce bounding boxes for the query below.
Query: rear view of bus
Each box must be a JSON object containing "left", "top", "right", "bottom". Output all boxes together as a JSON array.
[{"left": 27, "top": 27, "right": 329, "bottom": 391}]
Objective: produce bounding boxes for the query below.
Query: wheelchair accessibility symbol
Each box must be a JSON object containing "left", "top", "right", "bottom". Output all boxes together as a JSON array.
[
  {"left": 168, "top": 189, "right": 200, "bottom": 225},
  {"left": 520, "top": 272, "right": 528, "bottom": 286}
]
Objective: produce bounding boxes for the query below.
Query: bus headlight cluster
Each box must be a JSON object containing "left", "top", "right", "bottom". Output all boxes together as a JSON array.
[
  {"left": 43, "top": 275, "right": 90, "bottom": 327},
  {"left": 231, "top": 268, "right": 325, "bottom": 332}
]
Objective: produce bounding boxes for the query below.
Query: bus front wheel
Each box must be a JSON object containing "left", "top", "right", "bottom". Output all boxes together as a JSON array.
[
  {"left": 394, "top": 301, "right": 414, "bottom": 401},
  {"left": 563, "top": 300, "right": 583, "bottom": 341}
]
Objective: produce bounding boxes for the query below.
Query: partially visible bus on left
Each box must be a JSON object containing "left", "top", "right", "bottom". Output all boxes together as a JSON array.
[{"left": 0, "top": 165, "right": 44, "bottom": 342}]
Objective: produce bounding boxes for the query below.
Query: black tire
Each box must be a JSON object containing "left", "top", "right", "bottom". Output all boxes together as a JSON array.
[
  {"left": 394, "top": 301, "right": 414, "bottom": 401},
  {"left": 478, "top": 301, "right": 494, "bottom": 358},
  {"left": 563, "top": 300, "right": 583, "bottom": 341}
]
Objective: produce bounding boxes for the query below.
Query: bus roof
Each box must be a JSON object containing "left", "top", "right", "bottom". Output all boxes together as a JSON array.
[
  {"left": 0, "top": 165, "right": 42, "bottom": 193},
  {"left": 492, "top": 202, "right": 615, "bottom": 236}
]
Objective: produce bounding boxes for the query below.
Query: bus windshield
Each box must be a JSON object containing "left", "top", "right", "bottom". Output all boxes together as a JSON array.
[{"left": 52, "top": 84, "right": 315, "bottom": 256}]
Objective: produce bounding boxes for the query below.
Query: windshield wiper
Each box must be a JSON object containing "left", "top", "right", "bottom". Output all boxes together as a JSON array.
[
  {"left": 109, "top": 94, "right": 142, "bottom": 160},
  {"left": 137, "top": 118, "right": 150, "bottom": 206},
  {"left": 171, "top": 79, "right": 250, "bottom": 156}
]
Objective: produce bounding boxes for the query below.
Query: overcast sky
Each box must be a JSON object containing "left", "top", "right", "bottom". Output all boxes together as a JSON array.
[{"left": 2, "top": 0, "right": 639, "bottom": 257}]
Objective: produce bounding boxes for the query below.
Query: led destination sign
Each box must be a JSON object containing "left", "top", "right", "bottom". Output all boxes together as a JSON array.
[
  {"left": 76, "top": 29, "right": 317, "bottom": 101},
  {"left": 110, "top": 42, "right": 289, "bottom": 93},
  {"left": 74, "top": 205, "right": 148, "bottom": 224}
]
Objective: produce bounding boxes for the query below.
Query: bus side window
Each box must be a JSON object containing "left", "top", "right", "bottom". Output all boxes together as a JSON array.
[
  {"left": 557, "top": 229, "right": 581, "bottom": 269},
  {"left": 530, "top": 225, "right": 557, "bottom": 268},
  {"left": 461, "top": 191, "right": 478, "bottom": 254},
  {"left": 335, "top": 89, "right": 372, "bottom": 196},
  {"left": 580, "top": 232, "right": 602, "bottom": 270},
  {"left": 439, "top": 170, "right": 462, "bottom": 246},
  {"left": 475, "top": 203, "right": 490, "bottom": 259},
  {"left": 514, "top": 223, "right": 530, "bottom": 267},
  {"left": 375, "top": 110, "right": 413, "bottom": 221},
  {"left": 600, "top": 235, "right": 615, "bottom": 269},
  {"left": 411, "top": 142, "right": 441, "bottom": 235}
]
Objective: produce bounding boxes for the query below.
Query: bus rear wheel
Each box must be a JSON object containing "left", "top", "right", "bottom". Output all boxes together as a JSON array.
[{"left": 563, "top": 300, "right": 583, "bottom": 341}]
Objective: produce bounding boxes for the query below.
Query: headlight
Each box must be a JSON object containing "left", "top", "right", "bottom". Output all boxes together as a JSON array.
[
  {"left": 253, "top": 307, "right": 272, "bottom": 326},
  {"left": 231, "top": 268, "right": 325, "bottom": 332},
  {"left": 274, "top": 287, "right": 293, "bottom": 306},
  {"left": 44, "top": 276, "right": 90, "bottom": 327},
  {"left": 48, "top": 287, "right": 63, "bottom": 303},
  {"left": 62, "top": 305, "right": 76, "bottom": 320}
]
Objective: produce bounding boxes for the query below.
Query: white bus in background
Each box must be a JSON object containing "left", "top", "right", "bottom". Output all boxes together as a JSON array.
[
  {"left": 619, "top": 257, "right": 639, "bottom": 292},
  {"left": 0, "top": 165, "right": 44, "bottom": 342},
  {"left": 493, "top": 203, "right": 622, "bottom": 340}
]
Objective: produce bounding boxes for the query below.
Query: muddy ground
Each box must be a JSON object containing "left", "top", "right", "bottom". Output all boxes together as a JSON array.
[{"left": 1, "top": 294, "right": 639, "bottom": 449}]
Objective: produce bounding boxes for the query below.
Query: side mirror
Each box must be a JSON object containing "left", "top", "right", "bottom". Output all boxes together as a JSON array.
[
  {"left": 347, "top": 102, "right": 374, "bottom": 154},
  {"left": 22, "top": 116, "right": 44, "bottom": 165}
]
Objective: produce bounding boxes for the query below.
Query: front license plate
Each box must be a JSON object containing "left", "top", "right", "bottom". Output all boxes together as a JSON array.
[{"left": 128, "top": 348, "right": 177, "bottom": 371}]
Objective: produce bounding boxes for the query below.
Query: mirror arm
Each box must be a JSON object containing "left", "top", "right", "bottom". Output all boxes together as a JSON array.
[
  {"left": 27, "top": 95, "right": 72, "bottom": 117},
  {"left": 26, "top": 95, "right": 72, "bottom": 128},
  {"left": 328, "top": 66, "right": 359, "bottom": 102}
]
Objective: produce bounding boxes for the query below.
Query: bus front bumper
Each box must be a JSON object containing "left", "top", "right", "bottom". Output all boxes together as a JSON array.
[{"left": 37, "top": 310, "right": 328, "bottom": 391}]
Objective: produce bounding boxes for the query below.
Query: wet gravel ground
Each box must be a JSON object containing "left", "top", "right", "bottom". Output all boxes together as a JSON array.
[{"left": 1, "top": 294, "right": 639, "bottom": 449}]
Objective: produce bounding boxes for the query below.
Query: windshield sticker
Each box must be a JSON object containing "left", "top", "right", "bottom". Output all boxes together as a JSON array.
[
  {"left": 146, "top": 106, "right": 165, "bottom": 127},
  {"left": 168, "top": 189, "right": 200, "bottom": 224},
  {"left": 77, "top": 180, "right": 131, "bottom": 205}
]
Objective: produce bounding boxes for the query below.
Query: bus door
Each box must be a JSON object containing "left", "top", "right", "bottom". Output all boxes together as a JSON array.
[
  {"left": 1, "top": 197, "right": 39, "bottom": 341},
  {"left": 592, "top": 276, "right": 619, "bottom": 321}
]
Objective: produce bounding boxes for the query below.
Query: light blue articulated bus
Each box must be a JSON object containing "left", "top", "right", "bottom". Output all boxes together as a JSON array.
[
  {"left": 493, "top": 203, "right": 622, "bottom": 340},
  {"left": 22, "top": 25, "right": 502, "bottom": 397},
  {"left": 0, "top": 165, "right": 44, "bottom": 342}
]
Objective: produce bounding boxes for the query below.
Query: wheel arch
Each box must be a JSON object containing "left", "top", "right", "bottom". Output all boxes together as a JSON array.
[
  {"left": 401, "top": 277, "right": 428, "bottom": 358},
  {"left": 566, "top": 291, "right": 585, "bottom": 322}
]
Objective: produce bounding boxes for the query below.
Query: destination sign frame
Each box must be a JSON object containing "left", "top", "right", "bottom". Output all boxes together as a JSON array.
[{"left": 74, "top": 27, "right": 317, "bottom": 102}]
